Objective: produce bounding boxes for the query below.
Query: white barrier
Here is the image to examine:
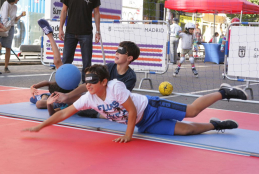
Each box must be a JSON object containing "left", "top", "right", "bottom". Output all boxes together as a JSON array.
[
  {"left": 42, "top": 20, "right": 169, "bottom": 73},
  {"left": 224, "top": 22, "right": 259, "bottom": 99},
  {"left": 229, "top": 25, "right": 259, "bottom": 78}
]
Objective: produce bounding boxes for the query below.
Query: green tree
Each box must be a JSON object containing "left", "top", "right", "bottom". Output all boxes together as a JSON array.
[
  {"left": 226, "top": 0, "right": 259, "bottom": 22},
  {"left": 143, "top": 0, "right": 177, "bottom": 20},
  {"left": 143, "top": 0, "right": 166, "bottom": 19}
]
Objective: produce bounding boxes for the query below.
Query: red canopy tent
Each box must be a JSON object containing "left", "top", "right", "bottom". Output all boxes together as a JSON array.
[
  {"left": 165, "top": 0, "right": 259, "bottom": 14},
  {"left": 165, "top": 0, "right": 259, "bottom": 43}
]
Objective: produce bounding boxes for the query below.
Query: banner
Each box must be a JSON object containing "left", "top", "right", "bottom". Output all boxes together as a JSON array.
[{"left": 43, "top": 21, "right": 167, "bottom": 71}]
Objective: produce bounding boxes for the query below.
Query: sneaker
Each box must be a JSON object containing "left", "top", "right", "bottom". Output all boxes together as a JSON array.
[
  {"left": 192, "top": 67, "right": 198, "bottom": 77},
  {"left": 210, "top": 117, "right": 238, "bottom": 132},
  {"left": 173, "top": 67, "right": 180, "bottom": 76},
  {"left": 219, "top": 83, "right": 248, "bottom": 100},
  {"left": 4, "top": 67, "right": 10, "bottom": 73},
  {"left": 38, "top": 19, "right": 53, "bottom": 35},
  {"left": 0, "top": 72, "right": 2, "bottom": 74}
]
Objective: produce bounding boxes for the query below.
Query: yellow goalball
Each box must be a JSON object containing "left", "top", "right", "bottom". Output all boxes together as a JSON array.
[{"left": 158, "top": 81, "right": 173, "bottom": 96}]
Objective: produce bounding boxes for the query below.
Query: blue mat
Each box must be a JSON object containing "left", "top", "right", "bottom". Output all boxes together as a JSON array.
[{"left": 0, "top": 102, "right": 258, "bottom": 157}]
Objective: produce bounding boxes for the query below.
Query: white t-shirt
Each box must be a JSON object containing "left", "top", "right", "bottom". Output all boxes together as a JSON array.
[
  {"left": 179, "top": 32, "right": 194, "bottom": 50},
  {"left": 170, "top": 23, "right": 182, "bottom": 37},
  {"left": 0, "top": 1, "right": 17, "bottom": 26},
  {"left": 73, "top": 80, "right": 148, "bottom": 124}
]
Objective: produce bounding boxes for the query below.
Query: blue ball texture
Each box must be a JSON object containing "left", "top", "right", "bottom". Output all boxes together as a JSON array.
[{"left": 55, "top": 64, "right": 81, "bottom": 90}]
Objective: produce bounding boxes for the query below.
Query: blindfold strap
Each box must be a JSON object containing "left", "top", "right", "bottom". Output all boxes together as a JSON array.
[
  {"left": 85, "top": 74, "right": 100, "bottom": 84},
  {"left": 116, "top": 46, "right": 127, "bottom": 54}
]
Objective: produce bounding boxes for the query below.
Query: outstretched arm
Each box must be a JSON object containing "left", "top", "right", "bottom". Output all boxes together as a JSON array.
[
  {"left": 113, "top": 96, "right": 137, "bottom": 143},
  {"left": 22, "top": 105, "right": 78, "bottom": 132}
]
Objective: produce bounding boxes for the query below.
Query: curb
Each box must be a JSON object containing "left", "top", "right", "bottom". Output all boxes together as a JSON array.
[{"left": 0, "top": 61, "right": 42, "bottom": 65}]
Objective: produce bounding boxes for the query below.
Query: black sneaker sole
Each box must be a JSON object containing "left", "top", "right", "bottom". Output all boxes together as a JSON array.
[
  {"left": 210, "top": 117, "right": 239, "bottom": 128},
  {"left": 220, "top": 83, "right": 248, "bottom": 100}
]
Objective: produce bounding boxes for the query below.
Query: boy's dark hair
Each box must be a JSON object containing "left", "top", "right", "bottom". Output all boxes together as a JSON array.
[
  {"left": 84, "top": 64, "right": 110, "bottom": 82},
  {"left": 7, "top": 0, "right": 16, "bottom": 3},
  {"left": 119, "top": 41, "right": 140, "bottom": 63},
  {"left": 49, "top": 82, "right": 74, "bottom": 94},
  {"left": 214, "top": 32, "right": 219, "bottom": 37}
]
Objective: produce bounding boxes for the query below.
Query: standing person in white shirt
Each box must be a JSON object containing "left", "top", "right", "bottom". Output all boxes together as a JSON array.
[
  {"left": 169, "top": 18, "right": 182, "bottom": 64},
  {"left": 0, "top": 0, "right": 26, "bottom": 73}
]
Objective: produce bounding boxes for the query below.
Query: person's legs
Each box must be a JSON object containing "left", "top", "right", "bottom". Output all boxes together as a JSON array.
[
  {"left": 178, "top": 49, "right": 188, "bottom": 67},
  {"left": 137, "top": 94, "right": 240, "bottom": 136},
  {"left": 169, "top": 37, "right": 174, "bottom": 63},
  {"left": 78, "top": 34, "right": 93, "bottom": 83},
  {"left": 185, "top": 83, "right": 248, "bottom": 118},
  {"left": 174, "top": 118, "right": 238, "bottom": 135},
  {"left": 4, "top": 48, "right": 11, "bottom": 72},
  {"left": 173, "top": 39, "right": 179, "bottom": 64},
  {"left": 174, "top": 121, "right": 214, "bottom": 135},
  {"left": 186, "top": 92, "right": 222, "bottom": 118},
  {"left": 173, "top": 51, "right": 185, "bottom": 76},
  {"left": 3, "top": 26, "right": 14, "bottom": 73},
  {"left": 47, "top": 33, "right": 63, "bottom": 69},
  {"left": 38, "top": 19, "right": 63, "bottom": 69},
  {"left": 175, "top": 85, "right": 244, "bottom": 135},
  {"left": 136, "top": 96, "right": 186, "bottom": 135},
  {"left": 62, "top": 33, "right": 78, "bottom": 64},
  {"left": 188, "top": 50, "right": 198, "bottom": 77}
]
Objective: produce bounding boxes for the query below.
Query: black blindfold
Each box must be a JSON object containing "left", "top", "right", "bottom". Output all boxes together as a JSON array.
[{"left": 85, "top": 74, "right": 100, "bottom": 84}]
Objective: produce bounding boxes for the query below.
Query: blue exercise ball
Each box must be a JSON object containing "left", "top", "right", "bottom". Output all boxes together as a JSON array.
[{"left": 55, "top": 64, "right": 81, "bottom": 90}]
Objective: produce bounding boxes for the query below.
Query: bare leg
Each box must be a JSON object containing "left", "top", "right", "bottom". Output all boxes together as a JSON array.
[
  {"left": 186, "top": 92, "right": 222, "bottom": 118},
  {"left": 46, "top": 33, "right": 63, "bottom": 69},
  {"left": 174, "top": 121, "right": 214, "bottom": 135},
  {"left": 5, "top": 48, "right": 11, "bottom": 69}
]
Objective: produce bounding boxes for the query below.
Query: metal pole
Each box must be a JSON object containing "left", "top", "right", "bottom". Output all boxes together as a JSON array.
[
  {"left": 213, "top": 13, "right": 216, "bottom": 43},
  {"left": 240, "top": 10, "right": 243, "bottom": 22},
  {"left": 163, "top": 7, "right": 166, "bottom": 21}
]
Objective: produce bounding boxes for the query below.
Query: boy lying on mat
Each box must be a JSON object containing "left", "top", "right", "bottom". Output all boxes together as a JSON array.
[{"left": 23, "top": 64, "right": 247, "bottom": 143}]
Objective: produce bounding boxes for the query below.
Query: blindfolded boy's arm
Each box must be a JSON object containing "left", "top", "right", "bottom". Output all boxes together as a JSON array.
[
  {"left": 113, "top": 96, "right": 137, "bottom": 143},
  {"left": 22, "top": 105, "right": 79, "bottom": 132}
]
